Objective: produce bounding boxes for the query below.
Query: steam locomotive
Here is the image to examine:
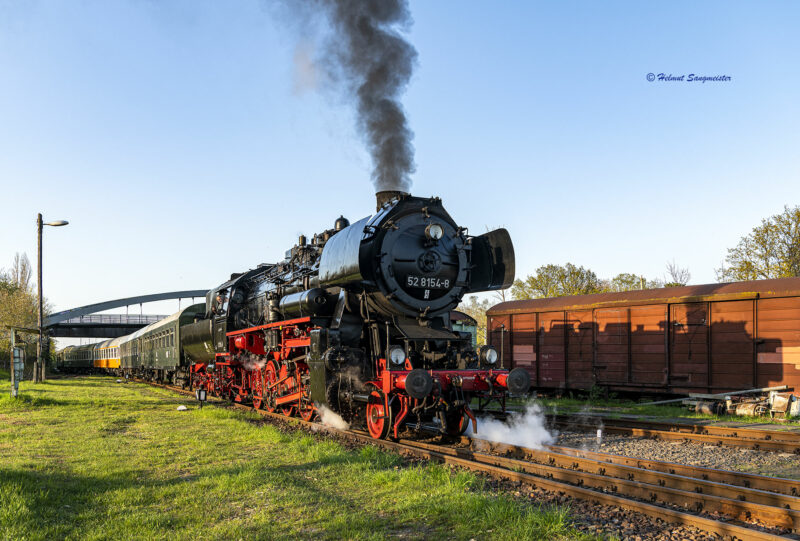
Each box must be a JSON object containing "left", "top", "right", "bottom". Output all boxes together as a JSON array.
[{"left": 59, "top": 192, "right": 529, "bottom": 438}]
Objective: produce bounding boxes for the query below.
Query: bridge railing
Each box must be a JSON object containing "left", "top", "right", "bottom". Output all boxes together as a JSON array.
[{"left": 58, "top": 314, "right": 168, "bottom": 325}]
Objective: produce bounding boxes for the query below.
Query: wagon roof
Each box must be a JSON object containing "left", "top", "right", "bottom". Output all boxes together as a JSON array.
[{"left": 487, "top": 277, "right": 800, "bottom": 315}]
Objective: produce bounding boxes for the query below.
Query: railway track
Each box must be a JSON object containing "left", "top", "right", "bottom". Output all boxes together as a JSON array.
[
  {"left": 550, "top": 414, "right": 800, "bottom": 453},
  {"left": 485, "top": 408, "right": 800, "bottom": 453},
  {"left": 139, "top": 379, "right": 798, "bottom": 539}
]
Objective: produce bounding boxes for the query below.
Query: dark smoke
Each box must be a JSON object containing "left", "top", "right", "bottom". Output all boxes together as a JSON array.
[{"left": 286, "top": 0, "right": 417, "bottom": 193}]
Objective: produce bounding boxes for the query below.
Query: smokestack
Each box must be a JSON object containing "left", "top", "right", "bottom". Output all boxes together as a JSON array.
[{"left": 376, "top": 190, "right": 408, "bottom": 210}]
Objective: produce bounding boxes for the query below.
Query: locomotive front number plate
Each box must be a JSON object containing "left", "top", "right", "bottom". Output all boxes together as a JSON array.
[{"left": 406, "top": 275, "right": 450, "bottom": 289}]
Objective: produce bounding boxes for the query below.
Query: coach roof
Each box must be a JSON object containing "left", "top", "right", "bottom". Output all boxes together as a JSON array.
[{"left": 487, "top": 277, "right": 800, "bottom": 315}]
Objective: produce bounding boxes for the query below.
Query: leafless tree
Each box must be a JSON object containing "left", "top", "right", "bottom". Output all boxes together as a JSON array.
[
  {"left": 664, "top": 259, "right": 691, "bottom": 287},
  {"left": 10, "top": 253, "right": 32, "bottom": 291}
]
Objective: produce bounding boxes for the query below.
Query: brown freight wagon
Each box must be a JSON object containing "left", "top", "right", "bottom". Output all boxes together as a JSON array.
[{"left": 486, "top": 277, "right": 800, "bottom": 396}]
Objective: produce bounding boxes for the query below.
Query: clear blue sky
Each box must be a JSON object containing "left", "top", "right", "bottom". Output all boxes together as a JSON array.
[{"left": 1, "top": 1, "right": 798, "bottom": 336}]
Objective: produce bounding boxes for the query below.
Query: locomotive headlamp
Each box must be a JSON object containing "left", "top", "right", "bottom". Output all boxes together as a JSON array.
[
  {"left": 425, "top": 223, "right": 444, "bottom": 241},
  {"left": 479, "top": 345, "right": 499, "bottom": 365},
  {"left": 389, "top": 346, "right": 406, "bottom": 366}
]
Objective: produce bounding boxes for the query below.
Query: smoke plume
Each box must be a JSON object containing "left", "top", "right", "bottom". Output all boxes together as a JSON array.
[
  {"left": 471, "top": 403, "right": 557, "bottom": 450},
  {"left": 284, "top": 0, "right": 417, "bottom": 192}
]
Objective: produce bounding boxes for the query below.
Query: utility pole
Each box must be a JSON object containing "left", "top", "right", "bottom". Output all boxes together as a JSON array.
[
  {"left": 36, "top": 213, "right": 69, "bottom": 383},
  {"left": 36, "top": 213, "right": 42, "bottom": 383}
]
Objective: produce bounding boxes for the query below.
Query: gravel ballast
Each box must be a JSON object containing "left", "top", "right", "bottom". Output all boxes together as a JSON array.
[{"left": 555, "top": 429, "right": 800, "bottom": 479}]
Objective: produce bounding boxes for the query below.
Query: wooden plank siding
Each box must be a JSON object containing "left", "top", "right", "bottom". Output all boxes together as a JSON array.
[{"left": 488, "top": 280, "right": 800, "bottom": 395}]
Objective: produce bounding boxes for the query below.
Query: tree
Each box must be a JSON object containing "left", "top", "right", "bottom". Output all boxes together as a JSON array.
[
  {"left": 663, "top": 259, "right": 691, "bottom": 287},
  {"left": 10, "top": 253, "right": 32, "bottom": 291},
  {"left": 0, "top": 253, "right": 42, "bottom": 369},
  {"left": 457, "top": 295, "right": 493, "bottom": 345},
  {"left": 512, "top": 263, "right": 602, "bottom": 299},
  {"left": 604, "top": 273, "right": 651, "bottom": 292},
  {"left": 716, "top": 205, "right": 800, "bottom": 282}
]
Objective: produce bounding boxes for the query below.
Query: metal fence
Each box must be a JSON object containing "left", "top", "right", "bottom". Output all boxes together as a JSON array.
[{"left": 59, "top": 314, "right": 168, "bottom": 325}]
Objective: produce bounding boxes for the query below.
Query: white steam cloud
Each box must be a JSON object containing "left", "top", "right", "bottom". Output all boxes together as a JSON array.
[
  {"left": 471, "top": 402, "right": 556, "bottom": 450},
  {"left": 316, "top": 404, "right": 350, "bottom": 430},
  {"left": 241, "top": 354, "right": 267, "bottom": 372}
]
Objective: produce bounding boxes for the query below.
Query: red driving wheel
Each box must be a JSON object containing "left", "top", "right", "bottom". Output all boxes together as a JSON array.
[
  {"left": 263, "top": 361, "right": 279, "bottom": 413},
  {"left": 366, "top": 390, "right": 392, "bottom": 439},
  {"left": 298, "top": 368, "right": 315, "bottom": 422},
  {"left": 252, "top": 367, "right": 264, "bottom": 410}
]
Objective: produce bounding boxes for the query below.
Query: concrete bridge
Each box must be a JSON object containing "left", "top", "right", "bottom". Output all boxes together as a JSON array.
[{"left": 46, "top": 290, "right": 208, "bottom": 338}]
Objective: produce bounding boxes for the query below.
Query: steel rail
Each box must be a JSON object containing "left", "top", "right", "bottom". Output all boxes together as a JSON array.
[
  {"left": 457, "top": 440, "right": 800, "bottom": 514},
  {"left": 396, "top": 439, "right": 800, "bottom": 531},
  {"left": 549, "top": 414, "right": 800, "bottom": 444},
  {"left": 545, "top": 444, "right": 800, "bottom": 497},
  {"left": 489, "top": 409, "right": 800, "bottom": 451},
  {"left": 365, "top": 438, "right": 789, "bottom": 540},
  {"left": 135, "top": 380, "right": 791, "bottom": 539},
  {"left": 462, "top": 438, "right": 800, "bottom": 510},
  {"left": 557, "top": 421, "right": 800, "bottom": 453}
]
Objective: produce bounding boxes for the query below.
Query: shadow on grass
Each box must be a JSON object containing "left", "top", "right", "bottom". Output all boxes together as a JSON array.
[{"left": 0, "top": 456, "right": 410, "bottom": 540}]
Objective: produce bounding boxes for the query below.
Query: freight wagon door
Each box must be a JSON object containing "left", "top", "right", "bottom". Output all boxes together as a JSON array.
[
  {"left": 566, "top": 311, "right": 593, "bottom": 388},
  {"left": 669, "top": 303, "right": 708, "bottom": 391},
  {"left": 594, "top": 308, "right": 628, "bottom": 385}
]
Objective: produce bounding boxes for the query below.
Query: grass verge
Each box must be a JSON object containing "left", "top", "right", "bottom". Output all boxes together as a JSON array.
[{"left": 0, "top": 375, "right": 591, "bottom": 540}]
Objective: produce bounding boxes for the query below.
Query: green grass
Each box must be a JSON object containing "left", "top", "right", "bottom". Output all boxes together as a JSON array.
[{"left": 0, "top": 376, "right": 591, "bottom": 540}]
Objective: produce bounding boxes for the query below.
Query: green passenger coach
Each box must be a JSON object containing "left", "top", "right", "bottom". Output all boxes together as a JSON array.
[{"left": 119, "top": 303, "right": 205, "bottom": 386}]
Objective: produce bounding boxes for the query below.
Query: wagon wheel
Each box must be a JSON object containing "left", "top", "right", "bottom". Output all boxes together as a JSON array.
[
  {"left": 366, "top": 390, "right": 392, "bottom": 439},
  {"left": 263, "top": 361, "right": 279, "bottom": 413}
]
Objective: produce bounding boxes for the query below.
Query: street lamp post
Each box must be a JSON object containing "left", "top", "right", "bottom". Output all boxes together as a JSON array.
[{"left": 36, "top": 214, "right": 68, "bottom": 383}]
